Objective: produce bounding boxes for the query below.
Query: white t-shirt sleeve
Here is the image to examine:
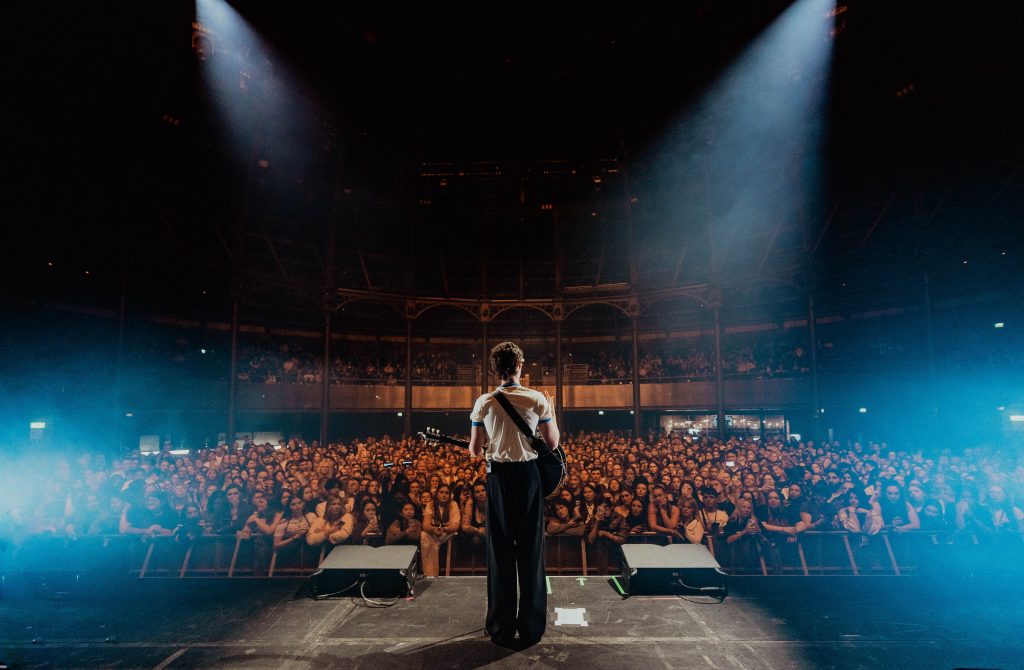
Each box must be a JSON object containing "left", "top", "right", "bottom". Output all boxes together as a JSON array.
[
  {"left": 536, "top": 391, "right": 553, "bottom": 424},
  {"left": 470, "top": 395, "right": 488, "bottom": 427}
]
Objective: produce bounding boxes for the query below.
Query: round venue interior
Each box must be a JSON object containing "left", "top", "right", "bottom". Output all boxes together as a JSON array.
[{"left": 3, "top": 2, "right": 1024, "bottom": 669}]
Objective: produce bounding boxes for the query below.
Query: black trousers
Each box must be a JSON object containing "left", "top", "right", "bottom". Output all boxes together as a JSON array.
[{"left": 485, "top": 460, "right": 546, "bottom": 641}]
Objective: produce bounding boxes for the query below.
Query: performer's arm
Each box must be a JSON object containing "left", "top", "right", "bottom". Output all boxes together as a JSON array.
[
  {"left": 537, "top": 390, "right": 560, "bottom": 450},
  {"left": 537, "top": 419, "right": 560, "bottom": 452},
  {"left": 468, "top": 425, "right": 487, "bottom": 459}
]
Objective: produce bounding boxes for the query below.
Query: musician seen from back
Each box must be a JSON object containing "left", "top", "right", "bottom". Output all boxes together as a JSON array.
[{"left": 467, "top": 341, "right": 560, "bottom": 649}]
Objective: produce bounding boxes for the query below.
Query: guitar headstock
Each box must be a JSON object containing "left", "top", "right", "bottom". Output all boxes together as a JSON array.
[
  {"left": 418, "top": 427, "right": 442, "bottom": 445},
  {"left": 417, "top": 426, "right": 469, "bottom": 449}
]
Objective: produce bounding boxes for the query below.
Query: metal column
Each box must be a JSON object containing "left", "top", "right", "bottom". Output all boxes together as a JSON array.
[
  {"left": 405, "top": 318, "right": 413, "bottom": 437},
  {"left": 481, "top": 321, "right": 489, "bottom": 396},
  {"left": 227, "top": 300, "right": 239, "bottom": 448},
  {"left": 632, "top": 316, "right": 641, "bottom": 439},
  {"left": 320, "top": 309, "right": 331, "bottom": 447},
  {"left": 808, "top": 294, "right": 821, "bottom": 440},
  {"left": 713, "top": 307, "right": 726, "bottom": 441},
  {"left": 555, "top": 320, "right": 563, "bottom": 429}
]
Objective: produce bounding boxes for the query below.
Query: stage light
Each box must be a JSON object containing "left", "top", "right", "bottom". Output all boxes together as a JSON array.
[
  {"left": 30, "top": 421, "right": 46, "bottom": 430},
  {"left": 858, "top": 407, "right": 868, "bottom": 414},
  {"left": 1010, "top": 415, "right": 1024, "bottom": 423},
  {"left": 650, "top": 0, "right": 834, "bottom": 280},
  {"left": 397, "top": 412, "right": 403, "bottom": 417},
  {"left": 598, "top": 410, "right": 605, "bottom": 415},
  {"left": 994, "top": 323, "right": 1004, "bottom": 329}
]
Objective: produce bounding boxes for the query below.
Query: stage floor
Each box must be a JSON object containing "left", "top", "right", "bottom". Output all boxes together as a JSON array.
[{"left": 1, "top": 574, "right": 1022, "bottom": 669}]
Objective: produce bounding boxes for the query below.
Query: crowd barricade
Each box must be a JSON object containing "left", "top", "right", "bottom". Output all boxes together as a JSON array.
[
  {"left": 178, "top": 534, "right": 238, "bottom": 577},
  {"left": 225, "top": 534, "right": 273, "bottom": 577},
  {"left": 136, "top": 535, "right": 189, "bottom": 577},
  {"left": 268, "top": 541, "right": 327, "bottom": 577},
  {"left": 1, "top": 533, "right": 141, "bottom": 576},
  {"left": 624, "top": 531, "right": 672, "bottom": 547},
  {"left": 2, "top": 530, "right": 1022, "bottom": 579},
  {"left": 544, "top": 534, "right": 586, "bottom": 575},
  {"left": 448, "top": 535, "right": 487, "bottom": 575},
  {"left": 790, "top": 531, "right": 860, "bottom": 576}
]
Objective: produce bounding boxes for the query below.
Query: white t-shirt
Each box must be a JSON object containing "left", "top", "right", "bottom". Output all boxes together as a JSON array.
[{"left": 470, "top": 383, "right": 553, "bottom": 463}]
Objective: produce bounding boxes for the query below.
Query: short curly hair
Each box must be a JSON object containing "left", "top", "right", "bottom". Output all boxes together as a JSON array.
[{"left": 489, "top": 341, "right": 524, "bottom": 380}]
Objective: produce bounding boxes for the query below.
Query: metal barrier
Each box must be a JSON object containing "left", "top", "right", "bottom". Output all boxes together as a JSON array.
[
  {"left": 545, "top": 534, "right": 586, "bottom": 575},
  {"left": 2, "top": 530, "right": 1021, "bottom": 579},
  {"left": 448, "top": 536, "right": 487, "bottom": 576}
]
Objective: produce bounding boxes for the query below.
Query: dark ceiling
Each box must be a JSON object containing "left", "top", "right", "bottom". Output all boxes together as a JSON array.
[{"left": 5, "top": 1, "right": 1022, "bottom": 332}]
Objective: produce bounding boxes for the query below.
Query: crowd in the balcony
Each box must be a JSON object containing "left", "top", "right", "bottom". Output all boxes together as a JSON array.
[
  {"left": 87, "top": 312, "right": 1021, "bottom": 389},
  {"left": 234, "top": 341, "right": 472, "bottom": 385}
]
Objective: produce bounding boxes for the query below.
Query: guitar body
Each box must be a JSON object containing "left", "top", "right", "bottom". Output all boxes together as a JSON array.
[
  {"left": 420, "top": 428, "right": 566, "bottom": 500},
  {"left": 531, "top": 437, "right": 567, "bottom": 500}
]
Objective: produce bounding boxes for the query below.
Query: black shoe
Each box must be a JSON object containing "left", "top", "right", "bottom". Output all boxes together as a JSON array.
[
  {"left": 488, "top": 633, "right": 516, "bottom": 648},
  {"left": 515, "top": 635, "right": 542, "bottom": 650}
]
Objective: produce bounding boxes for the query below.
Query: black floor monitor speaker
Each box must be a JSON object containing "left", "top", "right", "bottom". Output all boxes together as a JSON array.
[
  {"left": 620, "top": 544, "right": 728, "bottom": 597},
  {"left": 310, "top": 545, "right": 419, "bottom": 599}
]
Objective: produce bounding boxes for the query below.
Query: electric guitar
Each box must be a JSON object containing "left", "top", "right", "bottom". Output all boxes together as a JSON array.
[{"left": 418, "top": 427, "right": 566, "bottom": 500}]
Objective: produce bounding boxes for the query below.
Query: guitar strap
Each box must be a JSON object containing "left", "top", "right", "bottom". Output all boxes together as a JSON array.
[{"left": 491, "top": 390, "right": 551, "bottom": 457}]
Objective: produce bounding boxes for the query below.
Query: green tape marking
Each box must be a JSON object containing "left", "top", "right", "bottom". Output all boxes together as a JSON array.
[
  {"left": 546, "top": 576, "right": 553, "bottom": 594},
  {"left": 610, "top": 576, "right": 626, "bottom": 596}
]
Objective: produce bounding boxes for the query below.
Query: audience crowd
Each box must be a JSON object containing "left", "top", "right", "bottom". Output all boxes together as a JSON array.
[{"left": 3, "top": 428, "right": 1022, "bottom": 575}]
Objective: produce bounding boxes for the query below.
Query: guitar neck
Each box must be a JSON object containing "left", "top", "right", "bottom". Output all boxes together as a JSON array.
[{"left": 419, "top": 430, "right": 469, "bottom": 449}]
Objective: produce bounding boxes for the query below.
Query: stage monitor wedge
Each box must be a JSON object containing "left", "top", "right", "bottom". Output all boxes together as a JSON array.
[
  {"left": 620, "top": 544, "right": 727, "bottom": 597},
  {"left": 310, "top": 545, "right": 418, "bottom": 599}
]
